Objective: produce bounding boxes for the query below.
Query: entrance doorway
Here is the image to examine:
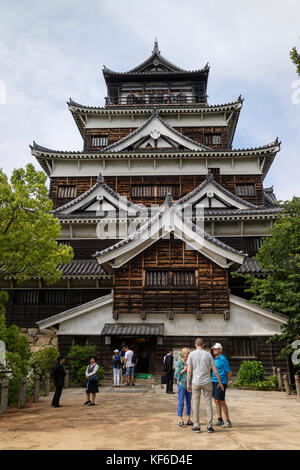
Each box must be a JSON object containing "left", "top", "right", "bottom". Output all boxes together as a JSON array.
[{"left": 112, "top": 336, "right": 154, "bottom": 374}]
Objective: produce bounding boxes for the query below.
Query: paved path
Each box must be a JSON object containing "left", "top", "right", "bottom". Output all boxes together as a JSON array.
[{"left": 0, "top": 385, "right": 299, "bottom": 450}]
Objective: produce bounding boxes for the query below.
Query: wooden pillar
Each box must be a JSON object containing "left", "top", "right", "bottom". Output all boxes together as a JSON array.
[
  {"left": 295, "top": 375, "right": 300, "bottom": 400},
  {"left": 283, "top": 374, "right": 291, "bottom": 396},
  {"left": 277, "top": 368, "right": 283, "bottom": 390},
  {"left": 18, "top": 378, "right": 27, "bottom": 408},
  {"left": 64, "top": 368, "right": 70, "bottom": 388},
  {"left": 44, "top": 373, "right": 50, "bottom": 396},
  {"left": 33, "top": 375, "right": 40, "bottom": 403},
  {"left": 0, "top": 380, "right": 9, "bottom": 414}
]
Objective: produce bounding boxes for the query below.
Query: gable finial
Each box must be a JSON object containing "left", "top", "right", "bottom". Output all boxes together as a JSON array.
[
  {"left": 152, "top": 38, "right": 160, "bottom": 55},
  {"left": 97, "top": 173, "right": 104, "bottom": 184},
  {"left": 207, "top": 170, "right": 214, "bottom": 182}
]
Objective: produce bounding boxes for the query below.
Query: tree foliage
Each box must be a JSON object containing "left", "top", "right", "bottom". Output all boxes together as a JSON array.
[
  {"left": 0, "top": 164, "right": 73, "bottom": 284},
  {"left": 233, "top": 198, "right": 300, "bottom": 358},
  {"left": 290, "top": 46, "right": 300, "bottom": 75}
]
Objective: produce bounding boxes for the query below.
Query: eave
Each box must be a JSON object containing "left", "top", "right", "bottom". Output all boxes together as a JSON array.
[{"left": 30, "top": 140, "right": 280, "bottom": 179}]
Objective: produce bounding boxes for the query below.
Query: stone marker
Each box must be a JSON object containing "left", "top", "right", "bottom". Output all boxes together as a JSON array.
[
  {"left": 18, "top": 377, "right": 27, "bottom": 408},
  {"left": 33, "top": 375, "right": 40, "bottom": 403},
  {"left": 45, "top": 373, "right": 50, "bottom": 396},
  {"left": 0, "top": 380, "right": 9, "bottom": 414}
]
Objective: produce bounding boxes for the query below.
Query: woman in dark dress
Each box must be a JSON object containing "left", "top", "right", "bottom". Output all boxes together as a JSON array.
[{"left": 84, "top": 355, "right": 99, "bottom": 406}]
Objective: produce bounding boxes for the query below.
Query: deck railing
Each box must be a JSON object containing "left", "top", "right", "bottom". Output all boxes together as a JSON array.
[{"left": 105, "top": 94, "right": 207, "bottom": 106}]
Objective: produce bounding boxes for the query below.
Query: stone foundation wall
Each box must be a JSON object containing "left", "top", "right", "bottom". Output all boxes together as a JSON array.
[{"left": 19, "top": 328, "right": 58, "bottom": 353}]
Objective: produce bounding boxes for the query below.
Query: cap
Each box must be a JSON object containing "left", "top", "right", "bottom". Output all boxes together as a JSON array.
[
  {"left": 212, "top": 343, "right": 222, "bottom": 349},
  {"left": 114, "top": 349, "right": 119, "bottom": 353}
]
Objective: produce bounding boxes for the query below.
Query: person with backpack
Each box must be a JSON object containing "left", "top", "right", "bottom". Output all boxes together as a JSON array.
[
  {"left": 123, "top": 346, "right": 136, "bottom": 386},
  {"left": 112, "top": 349, "right": 121, "bottom": 387},
  {"left": 51, "top": 355, "right": 66, "bottom": 408}
]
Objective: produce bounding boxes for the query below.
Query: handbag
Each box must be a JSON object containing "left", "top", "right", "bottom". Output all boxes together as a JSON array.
[{"left": 89, "top": 374, "right": 98, "bottom": 382}]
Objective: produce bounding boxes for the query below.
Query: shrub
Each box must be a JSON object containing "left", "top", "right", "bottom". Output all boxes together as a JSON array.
[
  {"left": 237, "top": 360, "right": 264, "bottom": 385},
  {"left": 5, "top": 351, "right": 32, "bottom": 405},
  {"left": 68, "top": 345, "right": 104, "bottom": 386},
  {"left": 30, "top": 346, "right": 59, "bottom": 376}
]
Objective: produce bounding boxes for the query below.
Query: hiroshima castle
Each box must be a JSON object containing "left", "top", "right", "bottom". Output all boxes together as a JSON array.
[{"left": 1, "top": 41, "right": 289, "bottom": 378}]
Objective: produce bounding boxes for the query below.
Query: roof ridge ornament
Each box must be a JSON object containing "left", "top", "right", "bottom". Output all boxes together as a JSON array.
[
  {"left": 152, "top": 38, "right": 160, "bottom": 55},
  {"left": 97, "top": 173, "right": 104, "bottom": 184},
  {"left": 206, "top": 170, "right": 215, "bottom": 182}
]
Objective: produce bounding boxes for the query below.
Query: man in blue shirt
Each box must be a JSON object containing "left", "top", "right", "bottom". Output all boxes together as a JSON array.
[{"left": 211, "top": 343, "right": 232, "bottom": 428}]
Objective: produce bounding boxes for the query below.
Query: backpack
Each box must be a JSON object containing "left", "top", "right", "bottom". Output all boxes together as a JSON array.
[
  {"left": 132, "top": 352, "right": 137, "bottom": 365},
  {"left": 113, "top": 355, "right": 121, "bottom": 368}
]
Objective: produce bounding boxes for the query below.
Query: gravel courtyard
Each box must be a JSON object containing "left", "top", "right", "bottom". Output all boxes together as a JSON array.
[{"left": 0, "top": 385, "right": 299, "bottom": 450}]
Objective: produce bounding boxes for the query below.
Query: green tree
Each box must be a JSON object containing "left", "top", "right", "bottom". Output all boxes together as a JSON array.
[
  {"left": 0, "top": 164, "right": 73, "bottom": 285},
  {"left": 290, "top": 46, "right": 300, "bottom": 75},
  {"left": 233, "top": 198, "right": 300, "bottom": 361}
]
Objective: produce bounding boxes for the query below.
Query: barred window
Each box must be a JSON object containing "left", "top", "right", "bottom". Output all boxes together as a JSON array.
[
  {"left": 41, "top": 290, "right": 67, "bottom": 304},
  {"left": 131, "top": 184, "right": 180, "bottom": 198},
  {"left": 231, "top": 338, "right": 255, "bottom": 357},
  {"left": 205, "top": 134, "right": 222, "bottom": 146},
  {"left": 14, "top": 290, "right": 39, "bottom": 304},
  {"left": 91, "top": 136, "right": 108, "bottom": 147},
  {"left": 145, "top": 270, "right": 196, "bottom": 287},
  {"left": 245, "top": 237, "right": 263, "bottom": 253},
  {"left": 236, "top": 183, "right": 256, "bottom": 197},
  {"left": 57, "top": 185, "right": 77, "bottom": 199}
]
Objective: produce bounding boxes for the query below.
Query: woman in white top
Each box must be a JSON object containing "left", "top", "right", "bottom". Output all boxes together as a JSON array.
[{"left": 84, "top": 355, "right": 99, "bottom": 406}]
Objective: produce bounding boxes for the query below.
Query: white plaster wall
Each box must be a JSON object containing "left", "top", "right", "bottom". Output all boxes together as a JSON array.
[
  {"left": 57, "top": 299, "right": 284, "bottom": 337},
  {"left": 52, "top": 158, "right": 261, "bottom": 178}
]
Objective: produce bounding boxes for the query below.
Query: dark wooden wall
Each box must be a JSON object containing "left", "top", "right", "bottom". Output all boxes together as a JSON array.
[
  {"left": 49, "top": 174, "right": 264, "bottom": 209},
  {"left": 60, "top": 239, "right": 119, "bottom": 259},
  {"left": 83, "top": 126, "right": 229, "bottom": 152},
  {"left": 4, "top": 289, "right": 110, "bottom": 328},
  {"left": 58, "top": 334, "right": 288, "bottom": 379},
  {"left": 114, "top": 236, "right": 229, "bottom": 316}
]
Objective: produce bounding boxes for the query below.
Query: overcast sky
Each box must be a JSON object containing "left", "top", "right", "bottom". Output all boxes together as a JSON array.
[{"left": 0, "top": 0, "right": 299, "bottom": 199}]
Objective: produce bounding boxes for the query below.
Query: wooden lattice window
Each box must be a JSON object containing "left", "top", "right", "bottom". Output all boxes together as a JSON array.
[
  {"left": 131, "top": 184, "right": 180, "bottom": 198},
  {"left": 205, "top": 134, "right": 222, "bottom": 146},
  {"left": 145, "top": 270, "right": 196, "bottom": 287},
  {"left": 14, "top": 290, "right": 39, "bottom": 304},
  {"left": 245, "top": 237, "right": 263, "bottom": 253},
  {"left": 73, "top": 336, "right": 89, "bottom": 346},
  {"left": 91, "top": 136, "right": 108, "bottom": 147},
  {"left": 57, "top": 185, "right": 77, "bottom": 199},
  {"left": 41, "top": 290, "right": 67, "bottom": 305},
  {"left": 236, "top": 183, "right": 256, "bottom": 197},
  {"left": 231, "top": 338, "right": 255, "bottom": 358}
]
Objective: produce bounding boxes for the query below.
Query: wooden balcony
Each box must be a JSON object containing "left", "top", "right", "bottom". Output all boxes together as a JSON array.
[{"left": 105, "top": 93, "right": 207, "bottom": 107}]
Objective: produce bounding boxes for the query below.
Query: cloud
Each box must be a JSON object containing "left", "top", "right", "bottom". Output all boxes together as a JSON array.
[{"left": 0, "top": 0, "right": 299, "bottom": 199}]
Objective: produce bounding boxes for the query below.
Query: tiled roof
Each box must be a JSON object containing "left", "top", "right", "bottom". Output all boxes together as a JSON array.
[
  {"left": 237, "top": 258, "right": 263, "bottom": 274},
  {"left": 101, "top": 323, "right": 164, "bottom": 336},
  {"left": 58, "top": 259, "right": 109, "bottom": 277},
  {"left": 264, "top": 186, "right": 278, "bottom": 207}
]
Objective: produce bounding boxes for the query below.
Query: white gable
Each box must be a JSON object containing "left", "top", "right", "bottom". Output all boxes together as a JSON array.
[{"left": 105, "top": 115, "right": 209, "bottom": 153}]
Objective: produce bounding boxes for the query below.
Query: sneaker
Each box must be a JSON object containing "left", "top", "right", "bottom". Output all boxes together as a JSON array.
[
  {"left": 131, "top": 383, "right": 135, "bottom": 386},
  {"left": 222, "top": 420, "right": 232, "bottom": 428},
  {"left": 88, "top": 402, "right": 95, "bottom": 406},
  {"left": 212, "top": 418, "right": 224, "bottom": 426},
  {"left": 191, "top": 426, "right": 201, "bottom": 433},
  {"left": 84, "top": 400, "right": 91, "bottom": 405},
  {"left": 207, "top": 426, "right": 215, "bottom": 433}
]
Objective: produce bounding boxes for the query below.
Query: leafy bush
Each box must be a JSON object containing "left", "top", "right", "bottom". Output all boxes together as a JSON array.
[
  {"left": 30, "top": 346, "right": 59, "bottom": 376},
  {"left": 5, "top": 351, "right": 32, "bottom": 405},
  {"left": 237, "top": 360, "right": 264, "bottom": 385},
  {"left": 68, "top": 345, "right": 104, "bottom": 386}
]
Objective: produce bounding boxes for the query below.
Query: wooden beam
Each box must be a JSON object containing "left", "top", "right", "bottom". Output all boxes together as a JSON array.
[
  {"left": 224, "top": 310, "right": 230, "bottom": 321},
  {"left": 113, "top": 309, "right": 119, "bottom": 320},
  {"left": 196, "top": 311, "right": 202, "bottom": 321},
  {"left": 168, "top": 311, "right": 174, "bottom": 320}
]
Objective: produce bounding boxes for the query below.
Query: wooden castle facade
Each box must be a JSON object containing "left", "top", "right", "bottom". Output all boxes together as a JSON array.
[{"left": 1, "top": 41, "right": 289, "bottom": 377}]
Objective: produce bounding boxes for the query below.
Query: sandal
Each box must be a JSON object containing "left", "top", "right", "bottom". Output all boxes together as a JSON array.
[
  {"left": 179, "top": 421, "right": 186, "bottom": 427},
  {"left": 186, "top": 420, "right": 194, "bottom": 426}
]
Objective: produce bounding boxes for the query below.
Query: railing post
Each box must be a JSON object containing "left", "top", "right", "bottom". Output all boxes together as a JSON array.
[
  {"left": 0, "top": 380, "right": 9, "bottom": 414},
  {"left": 44, "top": 373, "right": 50, "bottom": 396},
  {"left": 18, "top": 377, "right": 27, "bottom": 408},
  {"left": 277, "top": 368, "right": 283, "bottom": 390},
  {"left": 33, "top": 375, "right": 40, "bottom": 403},
  {"left": 283, "top": 374, "right": 291, "bottom": 396},
  {"left": 64, "top": 367, "right": 70, "bottom": 389},
  {"left": 295, "top": 375, "right": 300, "bottom": 400}
]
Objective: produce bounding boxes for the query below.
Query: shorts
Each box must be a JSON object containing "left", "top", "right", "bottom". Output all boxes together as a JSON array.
[
  {"left": 125, "top": 366, "right": 135, "bottom": 377},
  {"left": 212, "top": 382, "right": 227, "bottom": 401}
]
